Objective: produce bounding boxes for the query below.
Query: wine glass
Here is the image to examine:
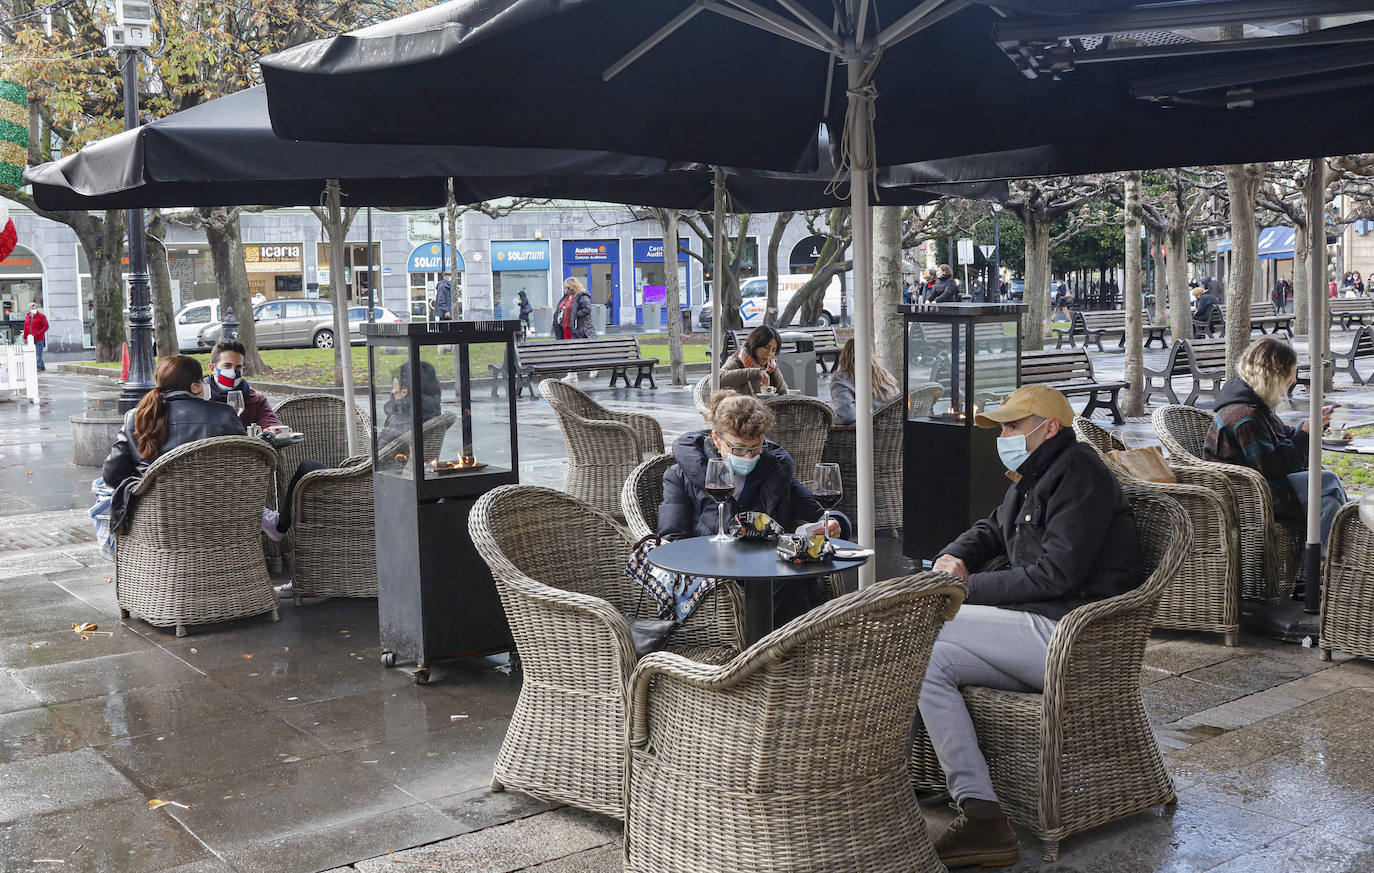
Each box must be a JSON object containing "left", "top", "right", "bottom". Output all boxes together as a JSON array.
[
  {"left": 226, "top": 389, "right": 245, "bottom": 420},
  {"left": 813, "top": 462, "right": 843, "bottom": 544},
  {"left": 705, "top": 458, "right": 734, "bottom": 543}
]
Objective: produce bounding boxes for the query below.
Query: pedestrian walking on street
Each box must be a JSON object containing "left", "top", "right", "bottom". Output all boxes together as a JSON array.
[
  {"left": 930, "top": 264, "right": 961, "bottom": 303},
  {"left": 1273, "top": 279, "right": 1287, "bottom": 315},
  {"left": 551, "top": 276, "right": 594, "bottom": 340},
  {"left": 1051, "top": 281, "right": 1070, "bottom": 323},
  {"left": 22, "top": 301, "right": 47, "bottom": 371},
  {"left": 433, "top": 271, "right": 454, "bottom": 321},
  {"left": 516, "top": 290, "right": 532, "bottom": 335}
]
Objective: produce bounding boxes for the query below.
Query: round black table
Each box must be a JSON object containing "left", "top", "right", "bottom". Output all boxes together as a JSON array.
[
  {"left": 1321, "top": 438, "right": 1374, "bottom": 456},
  {"left": 266, "top": 433, "right": 306, "bottom": 446},
  {"left": 647, "top": 536, "right": 869, "bottom": 645}
]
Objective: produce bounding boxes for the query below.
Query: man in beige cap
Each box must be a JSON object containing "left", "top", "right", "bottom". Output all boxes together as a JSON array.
[{"left": 919, "top": 384, "right": 1143, "bottom": 868}]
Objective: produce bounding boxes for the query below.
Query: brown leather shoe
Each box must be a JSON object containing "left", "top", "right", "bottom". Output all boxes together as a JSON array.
[{"left": 934, "top": 799, "right": 1019, "bottom": 868}]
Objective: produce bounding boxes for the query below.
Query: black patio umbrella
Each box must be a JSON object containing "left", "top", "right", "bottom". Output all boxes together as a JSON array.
[{"left": 259, "top": 0, "right": 1374, "bottom": 591}]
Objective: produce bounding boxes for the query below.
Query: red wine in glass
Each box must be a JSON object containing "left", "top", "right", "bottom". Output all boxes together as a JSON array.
[
  {"left": 705, "top": 484, "right": 734, "bottom": 504},
  {"left": 813, "top": 490, "right": 843, "bottom": 510},
  {"left": 813, "top": 463, "right": 843, "bottom": 543}
]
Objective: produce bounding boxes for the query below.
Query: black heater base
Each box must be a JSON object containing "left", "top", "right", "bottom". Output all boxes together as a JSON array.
[{"left": 1240, "top": 599, "right": 1321, "bottom": 644}]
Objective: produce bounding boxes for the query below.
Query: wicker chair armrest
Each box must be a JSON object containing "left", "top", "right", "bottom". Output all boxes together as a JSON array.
[
  {"left": 499, "top": 566, "right": 639, "bottom": 690},
  {"left": 131, "top": 435, "right": 277, "bottom": 496},
  {"left": 341, "top": 454, "right": 372, "bottom": 468},
  {"left": 628, "top": 575, "right": 966, "bottom": 747},
  {"left": 609, "top": 409, "right": 665, "bottom": 455}
]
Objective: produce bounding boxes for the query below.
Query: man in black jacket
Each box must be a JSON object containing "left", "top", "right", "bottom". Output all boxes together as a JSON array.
[
  {"left": 919, "top": 385, "right": 1143, "bottom": 868},
  {"left": 929, "top": 264, "right": 961, "bottom": 303}
]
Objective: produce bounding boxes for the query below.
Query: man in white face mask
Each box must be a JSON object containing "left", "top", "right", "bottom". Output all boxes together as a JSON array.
[{"left": 917, "top": 385, "right": 1143, "bottom": 869}]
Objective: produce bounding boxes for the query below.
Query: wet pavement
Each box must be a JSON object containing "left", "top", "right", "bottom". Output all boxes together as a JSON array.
[{"left": 1, "top": 353, "right": 1373, "bottom": 872}]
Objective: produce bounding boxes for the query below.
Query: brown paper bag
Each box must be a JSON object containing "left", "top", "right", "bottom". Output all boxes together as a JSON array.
[{"left": 1108, "top": 445, "right": 1177, "bottom": 484}]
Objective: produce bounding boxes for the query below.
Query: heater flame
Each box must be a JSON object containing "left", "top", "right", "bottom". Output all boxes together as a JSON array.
[{"left": 424, "top": 456, "right": 480, "bottom": 474}]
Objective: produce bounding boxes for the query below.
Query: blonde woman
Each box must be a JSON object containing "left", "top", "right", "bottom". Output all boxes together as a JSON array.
[
  {"left": 830, "top": 338, "right": 899, "bottom": 425},
  {"left": 1204, "top": 337, "right": 1345, "bottom": 551},
  {"left": 552, "top": 276, "right": 594, "bottom": 339}
]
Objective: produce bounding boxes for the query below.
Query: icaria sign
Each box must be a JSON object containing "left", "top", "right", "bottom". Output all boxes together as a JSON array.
[{"left": 243, "top": 243, "right": 302, "bottom": 273}]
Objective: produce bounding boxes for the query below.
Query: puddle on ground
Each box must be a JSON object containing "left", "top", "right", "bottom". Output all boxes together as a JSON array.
[{"left": 1174, "top": 724, "right": 1233, "bottom": 746}]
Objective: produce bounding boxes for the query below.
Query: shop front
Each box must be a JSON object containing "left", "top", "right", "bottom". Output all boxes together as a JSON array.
[
  {"left": 166, "top": 246, "right": 217, "bottom": 308},
  {"left": 406, "top": 241, "right": 464, "bottom": 321},
  {"left": 632, "top": 238, "right": 690, "bottom": 327},
  {"left": 77, "top": 245, "right": 129, "bottom": 350},
  {"left": 316, "top": 242, "right": 382, "bottom": 307},
  {"left": 244, "top": 243, "right": 305, "bottom": 300},
  {"left": 789, "top": 235, "right": 829, "bottom": 274},
  {"left": 0, "top": 245, "right": 45, "bottom": 340},
  {"left": 562, "top": 239, "right": 620, "bottom": 326},
  {"left": 491, "top": 240, "right": 550, "bottom": 323}
]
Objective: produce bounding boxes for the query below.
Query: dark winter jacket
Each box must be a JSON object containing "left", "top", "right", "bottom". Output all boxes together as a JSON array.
[
  {"left": 551, "top": 291, "right": 595, "bottom": 339},
  {"left": 658, "top": 430, "right": 833, "bottom": 541},
  {"left": 102, "top": 390, "right": 246, "bottom": 530},
  {"left": 1193, "top": 289, "right": 1222, "bottom": 324},
  {"left": 204, "top": 377, "right": 282, "bottom": 430},
  {"left": 718, "top": 353, "right": 790, "bottom": 397},
  {"left": 938, "top": 429, "right": 1143, "bottom": 621},
  {"left": 1204, "top": 378, "right": 1311, "bottom": 524},
  {"left": 930, "top": 274, "right": 961, "bottom": 303},
  {"left": 434, "top": 279, "right": 453, "bottom": 319}
]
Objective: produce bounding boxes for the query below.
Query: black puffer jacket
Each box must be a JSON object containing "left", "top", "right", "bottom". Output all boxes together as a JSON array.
[
  {"left": 930, "top": 274, "right": 961, "bottom": 303},
  {"left": 102, "top": 391, "right": 246, "bottom": 490},
  {"left": 938, "top": 429, "right": 1143, "bottom": 620}
]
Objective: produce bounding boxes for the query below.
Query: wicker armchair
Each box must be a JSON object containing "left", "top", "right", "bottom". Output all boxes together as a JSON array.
[
  {"left": 908, "top": 381, "right": 943, "bottom": 417},
  {"left": 468, "top": 485, "right": 744, "bottom": 818},
  {"left": 375, "top": 412, "right": 459, "bottom": 473},
  {"left": 625, "top": 573, "right": 966, "bottom": 873},
  {"left": 115, "top": 436, "right": 279, "bottom": 637},
  {"left": 540, "top": 378, "right": 663, "bottom": 516},
  {"left": 621, "top": 452, "right": 676, "bottom": 540},
  {"left": 910, "top": 485, "right": 1191, "bottom": 860},
  {"left": 1074, "top": 417, "right": 1239, "bottom": 645},
  {"left": 692, "top": 374, "right": 713, "bottom": 419},
  {"left": 765, "top": 394, "right": 834, "bottom": 480},
  {"left": 274, "top": 393, "right": 369, "bottom": 491},
  {"left": 1152, "top": 404, "right": 1300, "bottom": 601},
  {"left": 821, "top": 396, "right": 905, "bottom": 530},
  {"left": 1319, "top": 501, "right": 1374, "bottom": 662},
  {"left": 287, "top": 459, "right": 377, "bottom": 602}
]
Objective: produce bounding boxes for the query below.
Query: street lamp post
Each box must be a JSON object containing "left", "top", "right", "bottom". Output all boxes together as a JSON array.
[
  {"left": 992, "top": 204, "right": 1002, "bottom": 300},
  {"left": 116, "top": 47, "right": 154, "bottom": 413}
]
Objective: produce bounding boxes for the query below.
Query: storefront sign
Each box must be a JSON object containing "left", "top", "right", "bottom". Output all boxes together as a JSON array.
[
  {"left": 491, "top": 240, "right": 550, "bottom": 272},
  {"left": 243, "top": 243, "right": 303, "bottom": 273},
  {"left": 563, "top": 240, "right": 618, "bottom": 263},
  {"left": 407, "top": 241, "right": 464, "bottom": 272},
  {"left": 788, "top": 235, "right": 829, "bottom": 273},
  {"left": 632, "top": 239, "right": 689, "bottom": 263}
]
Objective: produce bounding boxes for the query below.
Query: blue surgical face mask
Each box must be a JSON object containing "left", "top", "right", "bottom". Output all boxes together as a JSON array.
[
  {"left": 726, "top": 453, "right": 760, "bottom": 476},
  {"left": 996, "top": 419, "right": 1049, "bottom": 472}
]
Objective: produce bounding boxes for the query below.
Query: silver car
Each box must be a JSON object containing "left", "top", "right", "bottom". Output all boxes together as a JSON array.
[{"left": 199, "top": 299, "right": 339, "bottom": 349}]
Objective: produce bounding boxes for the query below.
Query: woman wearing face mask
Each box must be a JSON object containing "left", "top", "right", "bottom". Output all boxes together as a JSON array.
[
  {"left": 204, "top": 339, "right": 282, "bottom": 429},
  {"left": 719, "top": 324, "right": 789, "bottom": 397},
  {"left": 657, "top": 390, "right": 842, "bottom": 625}
]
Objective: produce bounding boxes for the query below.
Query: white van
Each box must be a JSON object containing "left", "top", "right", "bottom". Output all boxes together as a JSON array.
[
  {"left": 736, "top": 274, "right": 846, "bottom": 327},
  {"left": 174, "top": 299, "right": 220, "bottom": 351}
]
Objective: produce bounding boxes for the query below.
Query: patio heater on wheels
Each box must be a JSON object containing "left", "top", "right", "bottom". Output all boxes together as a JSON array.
[
  {"left": 902, "top": 302, "right": 1025, "bottom": 561},
  {"left": 364, "top": 319, "right": 520, "bottom": 684}
]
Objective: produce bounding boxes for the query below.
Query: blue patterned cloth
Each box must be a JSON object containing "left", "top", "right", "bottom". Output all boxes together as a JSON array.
[{"left": 89, "top": 476, "right": 115, "bottom": 560}]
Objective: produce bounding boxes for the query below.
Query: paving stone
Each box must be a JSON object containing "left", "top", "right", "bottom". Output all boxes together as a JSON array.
[
  {"left": 0, "top": 795, "right": 213, "bottom": 873},
  {"left": 1141, "top": 676, "right": 1247, "bottom": 726},
  {"left": 341, "top": 718, "right": 510, "bottom": 801},
  {"left": 12, "top": 648, "right": 205, "bottom": 705},
  {"left": 1205, "top": 823, "right": 1374, "bottom": 873},
  {"left": 0, "top": 748, "right": 141, "bottom": 824}
]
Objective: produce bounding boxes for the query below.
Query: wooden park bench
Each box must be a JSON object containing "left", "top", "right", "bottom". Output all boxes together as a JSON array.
[
  {"left": 1193, "top": 304, "right": 1225, "bottom": 338},
  {"left": 1248, "top": 301, "right": 1294, "bottom": 337},
  {"left": 1021, "top": 348, "right": 1128, "bottom": 424},
  {"left": 1332, "top": 324, "right": 1374, "bottom": 385},
  {"left": 725, "top": 326, "right": 843, "bottom": 371},
  {"left": 1053, "top": 309, "right": 1148, "bottom": 353},
  {"left": 1329, "top": 298, "right": 1374, "bottom": 330},
  {"left": 1142, "top": 337, "right": 1226, "bottom": 406},
  {"left": 489, "top": 336, "right": 658, "bottom": 399}
]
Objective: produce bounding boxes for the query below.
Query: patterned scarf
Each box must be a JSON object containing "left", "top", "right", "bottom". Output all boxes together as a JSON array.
[{"left": 737, "top": 347, "right": 776, "bottom": 373}]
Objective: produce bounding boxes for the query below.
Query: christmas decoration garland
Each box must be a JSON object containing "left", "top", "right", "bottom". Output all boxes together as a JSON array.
[{"left": 0, "top": 80, "right": 28, "bottom": 192}]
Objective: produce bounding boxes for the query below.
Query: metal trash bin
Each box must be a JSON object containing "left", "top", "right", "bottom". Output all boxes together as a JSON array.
[{"left": 776, "top": 331, "right": 818, "bottom": 397}]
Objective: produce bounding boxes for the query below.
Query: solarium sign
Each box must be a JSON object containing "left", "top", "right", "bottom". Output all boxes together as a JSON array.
[
  {"left": 406, "top": 242, "right": 465, "bottom": 273},
  {"left": 491, "top": 240, "right": 550, "bottom": 272}
]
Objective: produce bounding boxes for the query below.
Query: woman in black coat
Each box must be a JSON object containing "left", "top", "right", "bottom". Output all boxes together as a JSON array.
[{"left": 658, "top": 391, "right": 843, "bottom": 625}]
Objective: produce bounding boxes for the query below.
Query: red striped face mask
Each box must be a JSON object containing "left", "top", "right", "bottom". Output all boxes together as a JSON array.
[{"left": 214, "top": 366, "right": 243, "bottom": 389}]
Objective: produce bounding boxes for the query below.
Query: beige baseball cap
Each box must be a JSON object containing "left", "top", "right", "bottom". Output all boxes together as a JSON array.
[{"left": 974, "top": 384, "right": 1074, "bottom": 429}]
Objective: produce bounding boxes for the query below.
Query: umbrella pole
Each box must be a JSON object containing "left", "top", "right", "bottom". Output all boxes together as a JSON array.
[
  {"left": 326, "top": 179, "right": 359, "bottom": 456},
  {"left": 1303, "top": 160, "right": 1324, "bottom": 614},
  {"left": 711, "top": 167, "right": 724, "bottom": 397},
  {"left": 847, "top": 57, "right": 876, "bottom": 588}
]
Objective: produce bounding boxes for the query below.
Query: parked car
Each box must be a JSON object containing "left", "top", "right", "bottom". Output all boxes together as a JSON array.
[
  {"left": 174, "top": 299, "right": 220, "bottom": 351},
  {"left": 198, "top": 299, "right": 339, "bottom": 350},
  {"left": 1007, "top": 278, "right": 1026, "bottom": 301},
  {"left": 699, "top": 274, "right": 847, "bottom": 330},
  {"left": 347, "top": 305, "right": 405, "bottom": 341}
]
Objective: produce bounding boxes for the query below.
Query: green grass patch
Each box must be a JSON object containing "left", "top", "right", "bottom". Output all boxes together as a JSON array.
[{"left": 1325, "top": 424, "right": 1374, "bottom": 493}]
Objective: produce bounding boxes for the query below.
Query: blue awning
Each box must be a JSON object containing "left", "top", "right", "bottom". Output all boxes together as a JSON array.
[{"left": 1216, "top": 226, "right": 1295, "bottom": 260}]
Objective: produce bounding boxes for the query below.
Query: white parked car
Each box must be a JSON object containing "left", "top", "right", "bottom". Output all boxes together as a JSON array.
[
  {"left": 700, "top": 273, "right": 847, "bottom": 330},
  {"left": 174, "top": 299, "right": 221, "bottom": 351},
  {"left": 347, "top": 305, "right": 405, "bottom": 340}
]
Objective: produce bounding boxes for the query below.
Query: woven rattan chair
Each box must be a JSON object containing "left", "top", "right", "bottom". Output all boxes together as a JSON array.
[
  {"left": 1074, "top": 418, "right": 1239, "bottom": 644},
  {"left": 540, "top": 379, "right": 663, "bottom": 516},
  {"left": 909, "top": 485, "right": 1192, "bottom": 861},
  {"left": 908, "top": 381, "right": 942, "bottom": 417},
  {"left": 287, "top": 459, "right": 377, "bottom": 602},
  {"left": 821, "top": 396, "right": 905, "bottom": 530},
  {"left": 375, "top": 411, "right": 458, "bottom": 473},
  {"left": 1319, "top": 501, "right": 1374, "bottom": 662},
  {"left": 621, "top": 452, "right": 676, "bottom": 540},
  {"left": 274, "top": 393, "right": 370, "bottom": 491},
  {"left": 624, "top": 572, "right": 966, "bottom": 873},
  {"left": 692, "top": 374, "right": 713, "bottom": 418},
  {"left": 1152, "top": 404, "right": 1300, "bottom": 601},
  {"left": 468, "top": 485, "right": 744, "bottom": 818},
  {"left": 115, "top": 436, "right": 279, "bottom": 637},
  {"left": 766, "top": 394, "right": 834, "bottom": 481}
]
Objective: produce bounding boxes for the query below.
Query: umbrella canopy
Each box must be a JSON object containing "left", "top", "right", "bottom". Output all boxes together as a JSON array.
[{"left": 261, "top": 0, "right": 1374, "bottom": 175}]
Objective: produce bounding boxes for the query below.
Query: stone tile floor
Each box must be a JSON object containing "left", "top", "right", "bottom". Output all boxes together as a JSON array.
[{"left": 1, "top": 362, "right": 1372, "bottom": 872}]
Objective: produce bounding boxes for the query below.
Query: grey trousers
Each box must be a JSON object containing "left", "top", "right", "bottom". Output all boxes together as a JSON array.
[{"left": 917, "top": 603, "right": 1058, "bottom": 805}]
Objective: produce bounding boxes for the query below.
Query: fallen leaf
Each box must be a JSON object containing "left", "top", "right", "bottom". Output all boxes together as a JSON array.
[
  {"left": 145, "top": 799, "right": 189, "bottom": 810},
  {"left": 282, "top": 647, "right": 290, "bottom": 653},
  {"left": 282, "top": 756, "right": 301, "bottom": 763},
  {"left": 188, "top": 648, "right": 197, "bottom": 653},
  {"left": 27, "top": 641, "right": 49, "bottom": 648},
  {"left": 72, "top": 623, "right": 98, "bottom": 634},
  {"left": 241, "top": 653, "right": 254, "bottom": 659}
]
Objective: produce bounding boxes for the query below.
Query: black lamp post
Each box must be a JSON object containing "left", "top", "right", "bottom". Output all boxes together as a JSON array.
[
  {"left": 116, "top": 47, "right": 154, "bottom": 413},
  {"left": 992, "top": 204, "right": 1002, "bottom": 300},
  {"left": 222, "top": 306, "right": 239, "bottom": 340}
]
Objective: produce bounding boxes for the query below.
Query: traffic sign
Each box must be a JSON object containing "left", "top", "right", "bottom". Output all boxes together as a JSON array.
[
  {"left": 957, "top": 238, "right": 975, "bottom": 265},
  {"left": 979, "top": 244, "right": 996, "bottom": 260}
]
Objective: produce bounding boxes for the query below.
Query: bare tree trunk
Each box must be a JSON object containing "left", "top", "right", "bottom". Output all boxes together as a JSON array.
[
  {"left": 1123, "top": 172, "right": 1145, "bottom": 416},
  {"left": 1022, "top": 215, "right": 1051, "bottom": 349},
  {"left": 1293, "top": 223, "right": 1310, "bottom": 334},
  {"left": 1223, "top": 164, "right": 1264, "bottom": 378},
  {"left": 446, "top": 190, "right": 462, "bottom": 318},
  {"left": 1166, "top": 220, "right": 1190, "bottom": 338},
  {"left": 145, "top": 210, "right": 178, "bottom": 359},
  {"left": 764, "top": 212, "right": 791, "bottom": 326},
  {"left": 201, "top": 208, "right": 268, "bottom": 375},
  {"left": 75, "top": 211, "right": 127, "bottom": 363},
  {"left": 656, "top": 208, "right": 687, "bottom": 386},
  {"left": 873, "top": 205, "right": 904, "bottom": 374}
]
